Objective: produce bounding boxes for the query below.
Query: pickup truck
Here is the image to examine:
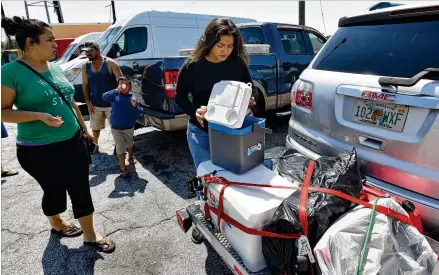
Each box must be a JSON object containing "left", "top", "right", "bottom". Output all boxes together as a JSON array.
[{"left": 122, "top": 22, "right": 327, "bottom": 131}]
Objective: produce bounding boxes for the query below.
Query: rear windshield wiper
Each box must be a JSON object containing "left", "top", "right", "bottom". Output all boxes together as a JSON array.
[{"left": 379, "top": 68, "right": 439, "bottom": 87}]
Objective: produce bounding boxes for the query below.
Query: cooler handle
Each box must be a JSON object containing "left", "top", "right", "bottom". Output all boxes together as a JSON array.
[{"left": 253, "top": 123, "right": 272, "bottom": 134}]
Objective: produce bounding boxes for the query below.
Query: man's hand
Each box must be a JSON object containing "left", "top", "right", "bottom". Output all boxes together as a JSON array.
[
  {"left": 39, "top": 113, "right": 64, "bottom": 127},
  {"left": 195, "top": 106, "right": 207, "bottom": 127},
  {"left": 130, "top": 96, "right": 137, "bottom": 108},
  {"left": 86, "top": 101, "right": 95, "bottom": 115}
]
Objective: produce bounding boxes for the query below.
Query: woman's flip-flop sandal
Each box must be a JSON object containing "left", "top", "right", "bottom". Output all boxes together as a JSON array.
[
  {"left": 84, "top": 236, "right": 116, "bottom": 253},
  {"left": 51, "top": 223, "right": 83, "bottom": 237}
]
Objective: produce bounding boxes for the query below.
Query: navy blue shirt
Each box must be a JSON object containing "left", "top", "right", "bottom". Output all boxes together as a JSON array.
[{"left": 102, "top": 90, "right": 143, "bottom": 129}]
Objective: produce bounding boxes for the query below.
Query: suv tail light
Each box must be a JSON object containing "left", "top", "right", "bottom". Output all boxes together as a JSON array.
[
  {"left": 291, "top": 79, "right": 314, "bottom": 110},
  {"left": 164, "top": 70, "right": 179, "bottom": 99}
]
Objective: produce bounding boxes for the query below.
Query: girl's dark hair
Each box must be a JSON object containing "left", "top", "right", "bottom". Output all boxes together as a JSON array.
[
  {"left": 185, "top": 18, "right": 248, "bottom": 67},
  {"left": 1, "top": 16, "right": 50, "bottom": 51}
]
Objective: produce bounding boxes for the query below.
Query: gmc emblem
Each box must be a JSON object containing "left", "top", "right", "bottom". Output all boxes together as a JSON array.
[{"left": 361, "top": 91, "right": 396, "bottom": 102}]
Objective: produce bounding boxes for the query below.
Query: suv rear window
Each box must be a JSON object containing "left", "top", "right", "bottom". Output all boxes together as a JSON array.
[{"left": 312, "top": 20, "right": 439, "bottom": 78}]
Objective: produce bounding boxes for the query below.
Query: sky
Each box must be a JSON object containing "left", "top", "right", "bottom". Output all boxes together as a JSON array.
[{"left": 1, "top": 0, "right": 435, "bottom": 40}]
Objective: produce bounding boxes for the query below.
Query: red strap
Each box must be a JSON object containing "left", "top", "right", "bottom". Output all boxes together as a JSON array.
[
  {"left": 217, "top": 183, "right": 230, "bottom": 231},
  {"left": 298, "top": 161, "right": 315, "bottom": 236},
  {"left": 202, "top": 173, "right": 414, "bottom": 228},
  {"left": 205, "top": 204, "right": 302, "bottom": 239}
]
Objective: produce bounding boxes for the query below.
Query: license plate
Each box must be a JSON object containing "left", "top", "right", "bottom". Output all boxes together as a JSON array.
[{"left": 352, "top": 100, "right": 409, "bottom": 132}]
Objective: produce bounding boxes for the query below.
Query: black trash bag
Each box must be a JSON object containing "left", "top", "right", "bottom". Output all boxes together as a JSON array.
[
  {"left": 263, "top": 147, "right": 309, "bottom": 182},
  {"left": 262, "top": 149, "right": 363, "bottom": 275}
]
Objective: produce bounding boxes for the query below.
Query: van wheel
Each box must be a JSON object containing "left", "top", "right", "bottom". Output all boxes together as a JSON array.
[{"left": 191, "top": 227, "right": 204, "bottom": 244}]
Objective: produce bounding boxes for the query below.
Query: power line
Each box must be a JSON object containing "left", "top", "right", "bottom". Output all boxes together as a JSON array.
[
  {"left": 320, "top": 1, "right": 327, "bottom": 35},
  {"left": 175, "top": 1, "right": 198, "bottom": 12}
]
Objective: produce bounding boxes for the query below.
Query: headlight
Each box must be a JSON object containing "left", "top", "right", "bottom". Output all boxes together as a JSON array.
[{"left": 65, "top": 68, "right": 81, "bottom": 82}]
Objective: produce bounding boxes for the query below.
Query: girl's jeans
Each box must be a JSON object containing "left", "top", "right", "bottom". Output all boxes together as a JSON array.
[{"left": 187, "top": 122, "right": 211, "bottom": 171}]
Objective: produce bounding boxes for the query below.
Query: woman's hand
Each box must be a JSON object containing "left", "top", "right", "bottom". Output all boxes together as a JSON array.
[
  {"left": 39, "top": 113, "right": 64, "bottom": 127},
  {"left": 195, "top": 106, "right": 207, "bottom": 127},
  {"left": 85, "top": 130, "right": 94, "bottom": 141}
]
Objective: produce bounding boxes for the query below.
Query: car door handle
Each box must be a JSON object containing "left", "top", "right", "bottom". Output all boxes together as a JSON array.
[
  {"left": 357, "top": 134, "right": 387, "bottom": 151},
  {"left": 133, "top": 61, "right": 139, "bottom": 72}
]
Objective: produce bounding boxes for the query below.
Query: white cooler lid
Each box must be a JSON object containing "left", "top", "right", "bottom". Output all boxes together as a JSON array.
[
  {"left": 197, "top": 160, "right": 300, "bottom": 228},
  {"left": 204, "top": 80, "right": 253, "bottom": 129}
]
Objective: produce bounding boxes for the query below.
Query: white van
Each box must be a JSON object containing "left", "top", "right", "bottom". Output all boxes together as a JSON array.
[
  {"left": 55, "top": 32, "right": 102, "bottom": 66},
  {"left": 60, "top": 10, "right": 255, "bottom": 101}
]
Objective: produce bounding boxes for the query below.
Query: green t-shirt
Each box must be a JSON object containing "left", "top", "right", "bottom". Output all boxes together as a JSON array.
[{"left": 1, "top": 61, "right": 79, "bottom": 144}]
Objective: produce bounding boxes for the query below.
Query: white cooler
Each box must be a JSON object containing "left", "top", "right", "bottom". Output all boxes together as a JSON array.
[{"left": 197, "top": 160, "right": 300, "bottom": 272}]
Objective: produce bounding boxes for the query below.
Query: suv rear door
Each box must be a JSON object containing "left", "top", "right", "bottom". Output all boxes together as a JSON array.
[{"left": 292, "top": 10, "right": 439, "bottom": 201}]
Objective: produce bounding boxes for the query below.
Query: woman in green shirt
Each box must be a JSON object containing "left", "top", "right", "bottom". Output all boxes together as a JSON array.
[{"left": 1, "top": 16, "right": 115, "bottom": 253}]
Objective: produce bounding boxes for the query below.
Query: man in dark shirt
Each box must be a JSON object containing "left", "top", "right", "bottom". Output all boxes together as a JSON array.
[{"left": 82, "top": 41, "right": 122, "bottom": 145}]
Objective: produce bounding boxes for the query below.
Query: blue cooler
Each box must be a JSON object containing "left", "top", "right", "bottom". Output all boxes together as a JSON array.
[{"left": 208, "top": 116, "right": 272, "bottom": 174}]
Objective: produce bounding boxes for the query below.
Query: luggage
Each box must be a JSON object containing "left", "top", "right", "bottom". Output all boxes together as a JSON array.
[
  {"left": 197, "top": 161, "right": 300, "bottom": 272},
  {"left": 314, "top": 197, "right": 438, "bottom": 275},
  {"left": 261, "top": 149, "right": 363, "bottom": 274}
]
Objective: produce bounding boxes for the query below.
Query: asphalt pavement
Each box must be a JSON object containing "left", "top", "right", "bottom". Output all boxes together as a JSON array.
[{"left": 1, "top": 115, "right": 290, "bottom": 275}]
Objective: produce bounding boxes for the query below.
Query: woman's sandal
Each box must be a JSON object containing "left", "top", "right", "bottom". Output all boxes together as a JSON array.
[
  {"left": 84, "top": 236, "right": 116, "bottom": 253},
  {"left": 51, "top": 223, "right": 83, "bottom": 237}
]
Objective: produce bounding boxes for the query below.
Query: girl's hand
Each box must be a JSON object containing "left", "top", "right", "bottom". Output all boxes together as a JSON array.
[
  {"left": 249, "top": 96, "right": 256, "bottom": 107},
  {"left": 195, "top": 106, "right": 207, "bottom": 127}
]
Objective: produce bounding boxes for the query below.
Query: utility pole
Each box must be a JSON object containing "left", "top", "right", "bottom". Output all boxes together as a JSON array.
[
  {"left": 44, "top": 0, "right": 51, "bottom": 23},
  {"left": 111, "top": 1, "right": 116, "bottom": 24},
  {"left": 299, "top": 1, "right": 305, "bottom": 26},
  {"left": 24, "top": 1, "right": 30, "bottom": 19},
  {"left": 53, "top": 1, "right": 64, "bottom": 23}
]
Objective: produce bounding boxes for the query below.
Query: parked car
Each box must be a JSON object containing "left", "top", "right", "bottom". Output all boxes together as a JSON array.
[
  {"left": 287, "top": 3, "right": 439, "bottom": 240},
  {"left": 55, "top": 32, "right": 102, "bottom": 65},
  {"left": 123, "top": 22, "right": 327, "bottom": 131},
  {"left": 59, "top": 10, "right": 256, "bottom": 104}
]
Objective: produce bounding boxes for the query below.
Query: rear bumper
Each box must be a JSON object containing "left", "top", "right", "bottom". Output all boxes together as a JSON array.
[
  {"left": 286, "top": 134, "right": 439, "bottom": 240},
  {"left": 137, "top": 105, "right": 188, "bottom": 132}
]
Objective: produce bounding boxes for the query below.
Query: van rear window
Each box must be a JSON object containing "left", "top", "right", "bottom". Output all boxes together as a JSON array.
[{"left": 312, "top": 20, "right": 439, "bottom": 78}]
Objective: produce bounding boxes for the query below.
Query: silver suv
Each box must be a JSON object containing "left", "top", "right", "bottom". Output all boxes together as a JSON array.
[{"left": 287, "top": 4, "right": 439, "bottom": 240}]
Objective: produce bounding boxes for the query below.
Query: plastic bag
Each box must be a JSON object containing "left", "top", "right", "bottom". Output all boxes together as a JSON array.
[
  {"left": 314, "top": 197, "right": 438, "bottom": 275},
  {"left": 262, "top": 149, "right": 363, "bottom": 274}
]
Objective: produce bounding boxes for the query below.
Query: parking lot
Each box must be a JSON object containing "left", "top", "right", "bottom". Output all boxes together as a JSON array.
[{"left": 1, "top": 115, "right": 289, "bottom": 275}]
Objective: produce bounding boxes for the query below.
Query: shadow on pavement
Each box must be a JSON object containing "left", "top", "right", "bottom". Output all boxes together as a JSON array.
[
  {"left": 108, "top": 170, "right": 148, "bottom": 199},
  {"left": 42, "top": 234, "right": 104, "bottom": 275}
]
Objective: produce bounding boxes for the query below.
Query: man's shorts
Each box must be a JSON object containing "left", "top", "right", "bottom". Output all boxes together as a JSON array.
[
  {"left": 90, "top": 107, "right": 111, "bottom": 131},
  {"left": 111, "top": 127, "right": 135, "bottom": 155}
]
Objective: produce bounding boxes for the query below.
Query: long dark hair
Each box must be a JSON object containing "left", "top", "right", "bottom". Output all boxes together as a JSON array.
[
  {"left": 1, "top": 16, "right": 50, "bottom": 51},
  {"left": 185, "top": 18, "right": 248, "bottom": 67}
]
